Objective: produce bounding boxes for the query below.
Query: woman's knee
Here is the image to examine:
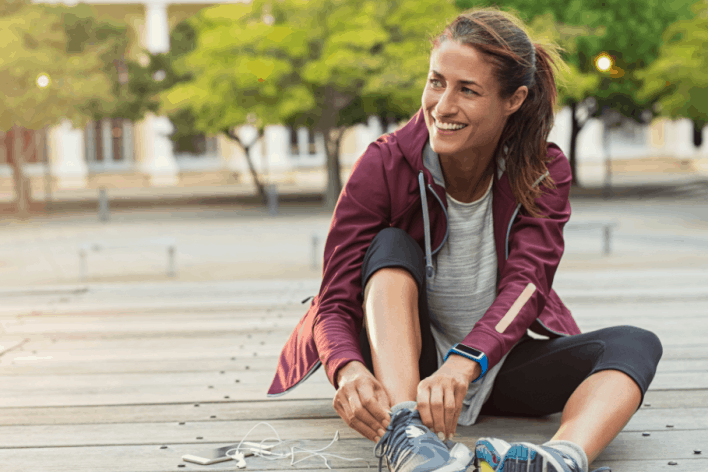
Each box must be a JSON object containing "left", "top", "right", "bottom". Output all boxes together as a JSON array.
[
  {"left": 362, "top": 227, "right": 425, "bottom": 293},
  {"left": 607, "top": 325, "right": 663, "bottom": 361},
  {"left": 596, "top": 325, "right": 663, "bottom": 389}
]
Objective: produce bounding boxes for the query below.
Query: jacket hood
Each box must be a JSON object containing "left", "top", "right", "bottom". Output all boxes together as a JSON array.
[
  {"left": 391, "top": 108, "right": 430, "bottom": 171},
  {"left": 392, "top": 108, "right": 565, "bottom": 201}
]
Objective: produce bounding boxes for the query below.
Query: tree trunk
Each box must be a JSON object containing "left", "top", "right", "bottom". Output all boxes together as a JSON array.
[
  {"left": 323, "top": 126, "right": 344, "bottom": 211},
  {"left": 568, "top": 101, "right": 581, "bottom": 187},
  {"left": 224, "top": 129, "right": 266, "bottom": 203},
  {"left": 11, "top": 125, "right": 31, "bottom": 218}
]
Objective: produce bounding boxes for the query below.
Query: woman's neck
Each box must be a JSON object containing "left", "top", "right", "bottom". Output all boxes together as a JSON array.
[{"left": 439, "top": 150, "right": 495, "bottom": 203}]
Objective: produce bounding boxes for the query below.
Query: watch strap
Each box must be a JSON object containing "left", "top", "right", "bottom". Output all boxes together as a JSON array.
[{"left": 444, "top": 344, "right": 488, "bottom": 383}]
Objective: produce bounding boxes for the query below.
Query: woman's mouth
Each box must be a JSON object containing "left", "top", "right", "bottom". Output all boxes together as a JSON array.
[{"left": 434, "top": 119, "right": 468, "bottom": 134}]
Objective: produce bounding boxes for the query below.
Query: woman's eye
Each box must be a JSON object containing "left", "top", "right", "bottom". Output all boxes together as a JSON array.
[
  {"left": 462, "top": 87, "right": 477, "bottom": 96},
  {"left": 429, "top": 79, "right": 442, "bottom": 88}
]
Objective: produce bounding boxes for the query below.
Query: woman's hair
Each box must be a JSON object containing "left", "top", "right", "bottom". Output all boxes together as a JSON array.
[{"left": 433, "top": 8, "right": 565, "bottom": 217}]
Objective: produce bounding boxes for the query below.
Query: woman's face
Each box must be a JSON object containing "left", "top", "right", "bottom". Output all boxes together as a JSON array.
[{"left": 421, "top": 40, "right": 526, "bottom": 162}]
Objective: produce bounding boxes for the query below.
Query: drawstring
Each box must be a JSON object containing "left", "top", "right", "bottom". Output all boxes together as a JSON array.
[
  {"left": 427, "top": 183, "right": 449, "bottom": 257},
  {"left": 418, "top": 172, "right": 434, "bottom": 278},
  {"left": 418, "top": 171, "right": 450, "bottom": 279}
]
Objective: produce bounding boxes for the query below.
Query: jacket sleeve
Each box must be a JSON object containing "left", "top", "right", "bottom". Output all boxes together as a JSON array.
[
  {"left": 460, "top": 148, "right": 572, "bottom": 370},
  {"left": 312, "top": 142, "right": 392, "bottom": 389}
]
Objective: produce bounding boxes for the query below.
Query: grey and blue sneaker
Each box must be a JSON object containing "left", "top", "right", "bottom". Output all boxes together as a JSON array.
[
  {"left": 475, "top": 437, "right": 511, "bottom": 471},
  {"left": 374, "top": 405, "right": 474, "bottom": 472},
  {"left": 496, "top": 442, "right": 612, "bottom": 472}
]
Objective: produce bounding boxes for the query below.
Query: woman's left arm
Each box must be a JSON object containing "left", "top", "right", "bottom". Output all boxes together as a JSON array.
[{"left": 460, "top": 146, "right": 573, "bottom": 372}]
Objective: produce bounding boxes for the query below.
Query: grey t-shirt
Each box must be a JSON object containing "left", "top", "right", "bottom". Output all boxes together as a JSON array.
[{"left": 423, "top": 142, "right": 510, "bottom": 425}]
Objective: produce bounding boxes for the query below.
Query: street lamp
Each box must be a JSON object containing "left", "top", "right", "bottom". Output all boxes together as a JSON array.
[
  {"left": 36, "top": 73, "right": 52, "bottom": 211},
  {"left": 595, "top": 53, "right": 613, "bottom": 73},
  {"left": 594, "top": 52, "right": 619, "bottom": 199},
  {"left": 36, "top": 74, "right": 51, "bottom": 88}
]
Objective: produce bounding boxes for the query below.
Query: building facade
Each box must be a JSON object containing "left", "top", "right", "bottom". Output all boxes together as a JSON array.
[{"left": 4, "top": 0, "right": 706, "bottom": 202}]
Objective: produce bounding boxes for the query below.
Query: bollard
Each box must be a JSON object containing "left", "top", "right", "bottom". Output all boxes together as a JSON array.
[
  {"left": 603, "top": 225, "right": 611, "bottom": 255},
  {"left": 266, "top": 184, "right": 278, "bottom": 216},
  {"left": 98, "top": 187, "right": 110, "bottom": 222},
  {"left": 312, "top": 234, "right": 319, "bottom": 270},
  {"left": 167, "top": 245, "right": 176, "bottom": 277},
  {"left": 79, "top": 248, "right": 87, "bottom": 280}
]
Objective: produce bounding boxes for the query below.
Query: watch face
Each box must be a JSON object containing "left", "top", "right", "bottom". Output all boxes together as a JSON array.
[{"left": 456, "top": 344, "right": 484, "bottom": 359}]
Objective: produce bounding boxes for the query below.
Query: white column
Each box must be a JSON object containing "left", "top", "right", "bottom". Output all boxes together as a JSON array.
[
  {"left": 49, "top": 120, "right": 88, "bottom": 189},
  {"left": 101, "top": 118, "right": 113, "bottom": 163},
  {"left": 355, "top": 123, "right": 370, "bottom": 157},
  {"left": 135, "top": 1, "right": 178, "bottom": 186},
  {"left": 575, "top": 118, "right": 607, "bottom": 187},
  {"left": 548, "top": 106, "right": 572, "bottom": 157},
  {"left": 145, "top": 2, "right": 170, "bottom": 53},
  {"left": 695, "top": 125, "right": 708, "bottom": 176},
  {"left": 264, "top": 125, "right": 291, "bottom": 172},
  {"left": 665, "top": 118, "right": 695, "bottom": 159},
  {"left": 122, "top": 120, "right": 134, "bottom": 164},
  {"left": 367, "top": 116, "right": 383, "bottom": 142},
  {"left": 297, "top": 127, "right": 308, "bottom": 158}
]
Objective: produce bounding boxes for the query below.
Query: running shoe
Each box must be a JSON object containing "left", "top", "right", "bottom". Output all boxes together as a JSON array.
[
  {"left": 474, "top": 437, "right": 511, "bottom": 471},
  {"left": 374, "top": 406, "right": 474, "bottom": 472},
  {"left": 498, "top": 442, "right": 612, "bottom": 472}
]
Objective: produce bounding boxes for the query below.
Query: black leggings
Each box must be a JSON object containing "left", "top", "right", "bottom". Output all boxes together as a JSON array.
[{"left": 359, "top": 228, "right": 662, "bottom": 416}]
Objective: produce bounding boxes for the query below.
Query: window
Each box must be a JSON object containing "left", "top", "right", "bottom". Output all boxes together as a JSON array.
[{"left": 85, "top": 118, "right": 133, "bottom": 168}]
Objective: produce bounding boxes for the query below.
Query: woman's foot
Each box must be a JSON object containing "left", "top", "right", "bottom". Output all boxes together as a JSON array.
[
  {"left": 475, "top": 437, "right": 511, "bottom": 471},
  {"left": 486, "top": 441, "right": 612, "bottom": 472},
  {"left": 375, "top": 402, "right": 473, "bottom": 472}
]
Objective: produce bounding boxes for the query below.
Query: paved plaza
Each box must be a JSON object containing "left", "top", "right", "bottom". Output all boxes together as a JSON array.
[
  {"left": 0, "top": 187, "right": 707, "bottom": 471},
  {"left": 1, "top": 186, "right": 708, "bottom": 287}
]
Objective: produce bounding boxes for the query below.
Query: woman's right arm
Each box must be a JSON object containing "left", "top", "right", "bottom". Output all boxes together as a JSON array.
[
  {"left": 333, "top": 360, "right": 391, "bottom": 442},
  {"left": 312, "top": 142, "right": 392, "bottom": 388},
  {"left": 311, "top": 143, "right": 394, "bottom": 440}
]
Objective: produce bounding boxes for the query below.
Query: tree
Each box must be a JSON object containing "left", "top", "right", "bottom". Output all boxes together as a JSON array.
[
  {"left": 638, "top": 1, "right": 708, "bottom": 147},
  {"left": 456, "top": 0, "right": 696, "bottom": 185},
  {"left": 162, "top": 0, "right": 458, "bottom": 209},
  {"left": 0, "top": 0, "right": 128, "bottom": 216}
]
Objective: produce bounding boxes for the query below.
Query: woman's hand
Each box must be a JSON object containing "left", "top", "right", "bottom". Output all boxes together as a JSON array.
[
  {"left": 416, "top": 356, "right": 481, "bottom": 440},
  {"left": 333, "top": 361, "right": 391, "bottom": 442}
]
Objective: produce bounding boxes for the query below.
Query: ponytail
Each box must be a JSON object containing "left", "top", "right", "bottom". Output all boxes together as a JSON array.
[{"left": 434, "top": 8, "right": 568, "bottom": 217}]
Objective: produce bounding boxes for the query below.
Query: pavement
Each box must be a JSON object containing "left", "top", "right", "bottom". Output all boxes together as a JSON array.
[{"left": 1, "top": 176, "right": 707, "bottom": 289}]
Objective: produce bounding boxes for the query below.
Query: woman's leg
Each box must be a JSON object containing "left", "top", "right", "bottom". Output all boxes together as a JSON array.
[
  {"left": 480, "top": 326, "right": 662, "bottom": 466},
  {"left": 363, "top": 267, "right": 421, "bottom": 405},
  {"left": 551, "top": 369, "right": 641, "bottom": 464},
  {"left": 358, "top": 227, "right": 438, "bottom": 405}
]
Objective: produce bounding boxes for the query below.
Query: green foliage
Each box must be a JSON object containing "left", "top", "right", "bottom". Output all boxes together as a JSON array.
[
  {"left": 638, "top": 1, "right": 708, "bottom": 126},
  {"left": 0, "top": 0, "right": 128, "bottom": 131},
  {"left": 161, "top": 0, "right": 458, "bottom": 134},
  {"left": 455, "top": 0, "right": 696, "bottom": 121}
]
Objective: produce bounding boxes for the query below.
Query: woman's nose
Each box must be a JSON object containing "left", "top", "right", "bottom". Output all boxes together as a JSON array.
[{"left": 435, "top": 89, "right": 458, "bottom": 116}]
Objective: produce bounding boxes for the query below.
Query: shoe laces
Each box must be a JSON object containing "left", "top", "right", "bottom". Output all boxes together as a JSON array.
[{"left": 374, "top": 409, "right": 422, "bottom": 471}]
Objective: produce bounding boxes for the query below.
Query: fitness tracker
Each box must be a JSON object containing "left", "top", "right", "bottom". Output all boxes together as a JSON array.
[{"left": 444, "top": 343, "right": 488, "bottom": 382}]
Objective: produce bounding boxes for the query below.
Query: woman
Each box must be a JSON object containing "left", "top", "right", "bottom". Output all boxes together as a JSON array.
[{"left": 268, "top": 8, "right": 662, "bottom": 472}]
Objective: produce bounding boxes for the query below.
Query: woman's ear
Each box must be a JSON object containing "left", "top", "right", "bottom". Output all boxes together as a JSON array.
[{"left": 505, "top": 86, "right": 528, "bottom": 116}]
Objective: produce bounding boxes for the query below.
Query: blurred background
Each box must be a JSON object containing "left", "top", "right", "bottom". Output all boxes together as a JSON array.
[{"left": 1, "top": 0, "right": 707, "bottom": 288}]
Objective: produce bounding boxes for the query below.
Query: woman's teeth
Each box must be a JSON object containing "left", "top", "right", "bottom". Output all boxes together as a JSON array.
[{"left": 435, "top": 121, "right": 467, "bottom": 130}]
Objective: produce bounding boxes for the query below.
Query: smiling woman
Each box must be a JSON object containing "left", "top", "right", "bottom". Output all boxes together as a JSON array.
[
  {"left": 270, "top": 8, "right": 662, "bottom": 472},
  {"left": 424, "top": 10, "right": 562, "bottom": 213}
]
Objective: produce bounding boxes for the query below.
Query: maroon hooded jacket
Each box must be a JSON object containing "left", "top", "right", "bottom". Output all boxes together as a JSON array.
[{"left": 267, "top": 109, "right": 581, "bottom": 397}]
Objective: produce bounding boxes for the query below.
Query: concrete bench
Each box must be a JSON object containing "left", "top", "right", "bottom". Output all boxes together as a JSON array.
[
  {"left": 78, "top": 238, "right": 176, "bottom": 280},
  {"left": 565, "top": 221, "right": 618, "bottom": 255}
]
